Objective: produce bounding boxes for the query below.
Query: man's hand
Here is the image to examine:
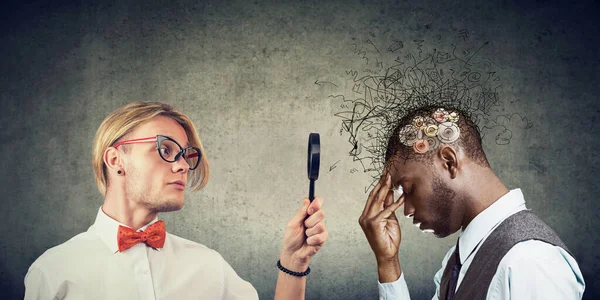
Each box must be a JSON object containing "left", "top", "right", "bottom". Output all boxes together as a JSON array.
[
  {"left": 275, "top": 197, "right": 327, "bottom": 300},
  {"left": 280, "top": 197, "right": 328, "bottom": 272},
  {"left": 358, "top": 173, "right": 405, "bottom": 282}
]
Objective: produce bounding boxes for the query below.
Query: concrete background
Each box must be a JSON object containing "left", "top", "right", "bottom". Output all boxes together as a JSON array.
[{"left": 1, "top": 0, "right": 598, "bottom": 299}]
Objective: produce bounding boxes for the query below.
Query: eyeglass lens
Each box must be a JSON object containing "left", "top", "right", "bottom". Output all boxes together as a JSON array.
[{"left": 159, "top": 138, "right": 200, "bottom": 169}]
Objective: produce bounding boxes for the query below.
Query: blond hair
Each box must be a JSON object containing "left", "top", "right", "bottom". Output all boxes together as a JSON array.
[{"left": 92, "top": 102, "right": 210, "bottom": 196}]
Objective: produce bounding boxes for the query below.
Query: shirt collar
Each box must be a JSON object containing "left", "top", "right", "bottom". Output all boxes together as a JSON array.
[
  {"left": 457, "top": 188, "right": 527, "bottom": 264},
  {"left": 91, "top": 206, "right": 162, "bottom": 254}
]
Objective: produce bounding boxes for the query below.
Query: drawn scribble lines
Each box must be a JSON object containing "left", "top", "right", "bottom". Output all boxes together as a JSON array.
[
  {"left": 320, "top": 28, "right": 530, "bottom": 192},
  {"left": 314, "top": 80, "right": 338, "bottom": 88}
]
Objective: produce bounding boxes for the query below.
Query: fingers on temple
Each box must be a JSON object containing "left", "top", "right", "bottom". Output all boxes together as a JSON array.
[
  {"left": 376, "top": 195, "right": 404, "bottom": 219},
  {"left": 365, "top": 174, "right": 393, "bottom": 218}
]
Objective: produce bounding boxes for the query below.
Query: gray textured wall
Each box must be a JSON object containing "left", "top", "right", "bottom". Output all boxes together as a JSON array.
[{"left": 1, "top": 1, "right": 598, "bottom": 299}]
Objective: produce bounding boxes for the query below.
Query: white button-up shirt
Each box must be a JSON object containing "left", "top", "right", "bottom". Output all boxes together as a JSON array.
[
  {"left": 25, "top": 207, "right": 258, "bottom": 300},
  {"left": 378, "top": 189, "right": 586, "bottom": 299}
]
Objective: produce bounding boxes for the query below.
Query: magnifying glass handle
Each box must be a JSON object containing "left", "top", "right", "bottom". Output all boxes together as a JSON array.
[{"left": 309, "top": 179, "right": 315, "bottom": 202}]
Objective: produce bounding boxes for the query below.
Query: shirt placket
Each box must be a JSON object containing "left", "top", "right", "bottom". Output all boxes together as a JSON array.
[{"left": 130, "top": 242, "right": 156, "bottom": 300}]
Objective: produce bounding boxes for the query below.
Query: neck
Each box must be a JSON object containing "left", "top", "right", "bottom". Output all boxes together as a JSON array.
[
  {"left": 103, "top": 188, "right": 157, "bottom": 230},
  {"left": 461, "top": 167, "right": 509, "bottom": 229}
]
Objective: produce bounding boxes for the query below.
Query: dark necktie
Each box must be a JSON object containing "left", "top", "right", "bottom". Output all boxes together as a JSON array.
[{"left": 447, "top": 242, "right": 462, "bottom": 300}]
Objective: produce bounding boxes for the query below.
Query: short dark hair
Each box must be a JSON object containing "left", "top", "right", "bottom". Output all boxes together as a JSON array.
[{"left": 385, "top": 104, "right": 490, "bottom": 167}]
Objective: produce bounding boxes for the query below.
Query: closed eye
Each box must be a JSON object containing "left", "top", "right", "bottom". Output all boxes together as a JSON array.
[
  {"left": 393, "top": 184, "right": 403, "bottom": 194},
  {"left": 392, "top": 184, "right": 404, "bottom": 200}
]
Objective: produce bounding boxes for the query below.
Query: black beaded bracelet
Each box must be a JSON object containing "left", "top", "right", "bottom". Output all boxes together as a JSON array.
[{"left": 277, "top": 260, "right": 311, "bottom": 277}]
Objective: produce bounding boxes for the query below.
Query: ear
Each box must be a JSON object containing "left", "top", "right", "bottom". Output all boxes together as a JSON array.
[
  {"left": 437, "top": 145, "right": 460, "bottom": 179},
  {"left": 103, "top": 146, "right": 123, "bottom": 175}
]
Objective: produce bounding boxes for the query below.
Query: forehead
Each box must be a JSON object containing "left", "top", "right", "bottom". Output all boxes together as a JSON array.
[
  {"left": 385, "top": 156, "right": 425, "bottom": 181},
  {"left": 129, "top": 116, "right": 189, "bottom": 145}
]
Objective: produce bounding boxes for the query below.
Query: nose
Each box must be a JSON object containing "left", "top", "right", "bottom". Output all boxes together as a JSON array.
[
  {"left": 172, "top": 152, "right": 190, "bottom": 174},
  {"left": 403, "top": 199, "right": 415, "bottom": 218}
]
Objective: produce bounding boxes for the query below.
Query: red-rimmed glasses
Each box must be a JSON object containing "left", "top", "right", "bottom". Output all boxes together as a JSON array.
[{"left": 114, "top": 135, "right": 202, "bottom": 170}]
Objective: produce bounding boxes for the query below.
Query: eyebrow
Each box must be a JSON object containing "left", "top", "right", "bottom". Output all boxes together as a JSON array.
[{"left": 162, "top": 134, "right": 190, "bottom": 148}]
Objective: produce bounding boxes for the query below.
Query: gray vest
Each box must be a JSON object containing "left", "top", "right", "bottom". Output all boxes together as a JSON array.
[{"left": 439, "top": 210, "right": 570, "bottom": 300}]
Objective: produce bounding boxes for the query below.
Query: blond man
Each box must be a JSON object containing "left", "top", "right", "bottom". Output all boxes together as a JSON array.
[{"left": 24, "top": 102, "right": 327, "bottom": 300}]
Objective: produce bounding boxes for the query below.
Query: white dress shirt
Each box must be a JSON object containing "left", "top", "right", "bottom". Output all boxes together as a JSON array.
[
  {"left": 378, "top": 189, "right": 586, "bottom": 300},
  {"left": 24, "top": 207, "right": 258, "bottom": 300}
]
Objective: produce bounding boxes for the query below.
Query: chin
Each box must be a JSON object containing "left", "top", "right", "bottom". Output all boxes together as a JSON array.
[
  {"left": 433, "top": 231, "right": 450, "bottom": 238},
  {"left": 430, "top": 225, "right": 452, "bottom": 238},
  {"left": 169, "top": 200, "right": 185, "bottom": 211},
  {"left": 153, "top": 200, "right": 184, "bottom": 213},
  {"left": 433, "top": 225, "right": 462, "bottom": 238}
]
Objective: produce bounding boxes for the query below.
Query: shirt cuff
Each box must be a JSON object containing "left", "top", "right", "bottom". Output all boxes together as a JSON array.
[{"left": 378, "top": 272, "right": 411, "bottom": 300}]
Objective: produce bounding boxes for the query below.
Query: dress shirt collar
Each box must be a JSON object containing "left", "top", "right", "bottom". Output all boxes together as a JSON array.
[
  {"left": 457, "top": 189, "right": 527, "bottom": 265},
  {"left": 92, "top": 206, "right": 162, "bottom": 254}
]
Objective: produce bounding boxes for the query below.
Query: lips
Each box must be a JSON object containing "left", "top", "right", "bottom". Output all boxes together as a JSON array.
[
  {"left": 169, "top": 180, "right": 186, "bottom": 187},
  {"left": 413, "top": 221, "right": 422, "bottom": 229},
  {"left": 407, "top": 214, "right": 428, "bottom": 231},
  {"left": 413, "top": 220, "right": 435, "bottom": 234}
]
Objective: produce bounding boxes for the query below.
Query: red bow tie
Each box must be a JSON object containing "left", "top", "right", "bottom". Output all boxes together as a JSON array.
[{"left": 117, "top": 220, "right": 166, "bottom": 252}]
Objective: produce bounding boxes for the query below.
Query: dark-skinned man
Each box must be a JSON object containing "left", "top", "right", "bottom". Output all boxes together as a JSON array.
[{"left": 359, "top": 106, "right": 585, "bottom": 300}]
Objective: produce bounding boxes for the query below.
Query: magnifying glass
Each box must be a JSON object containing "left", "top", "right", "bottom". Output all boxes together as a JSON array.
[{"left": 307, "top": 133, "right": 320, "bottom": 202}]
